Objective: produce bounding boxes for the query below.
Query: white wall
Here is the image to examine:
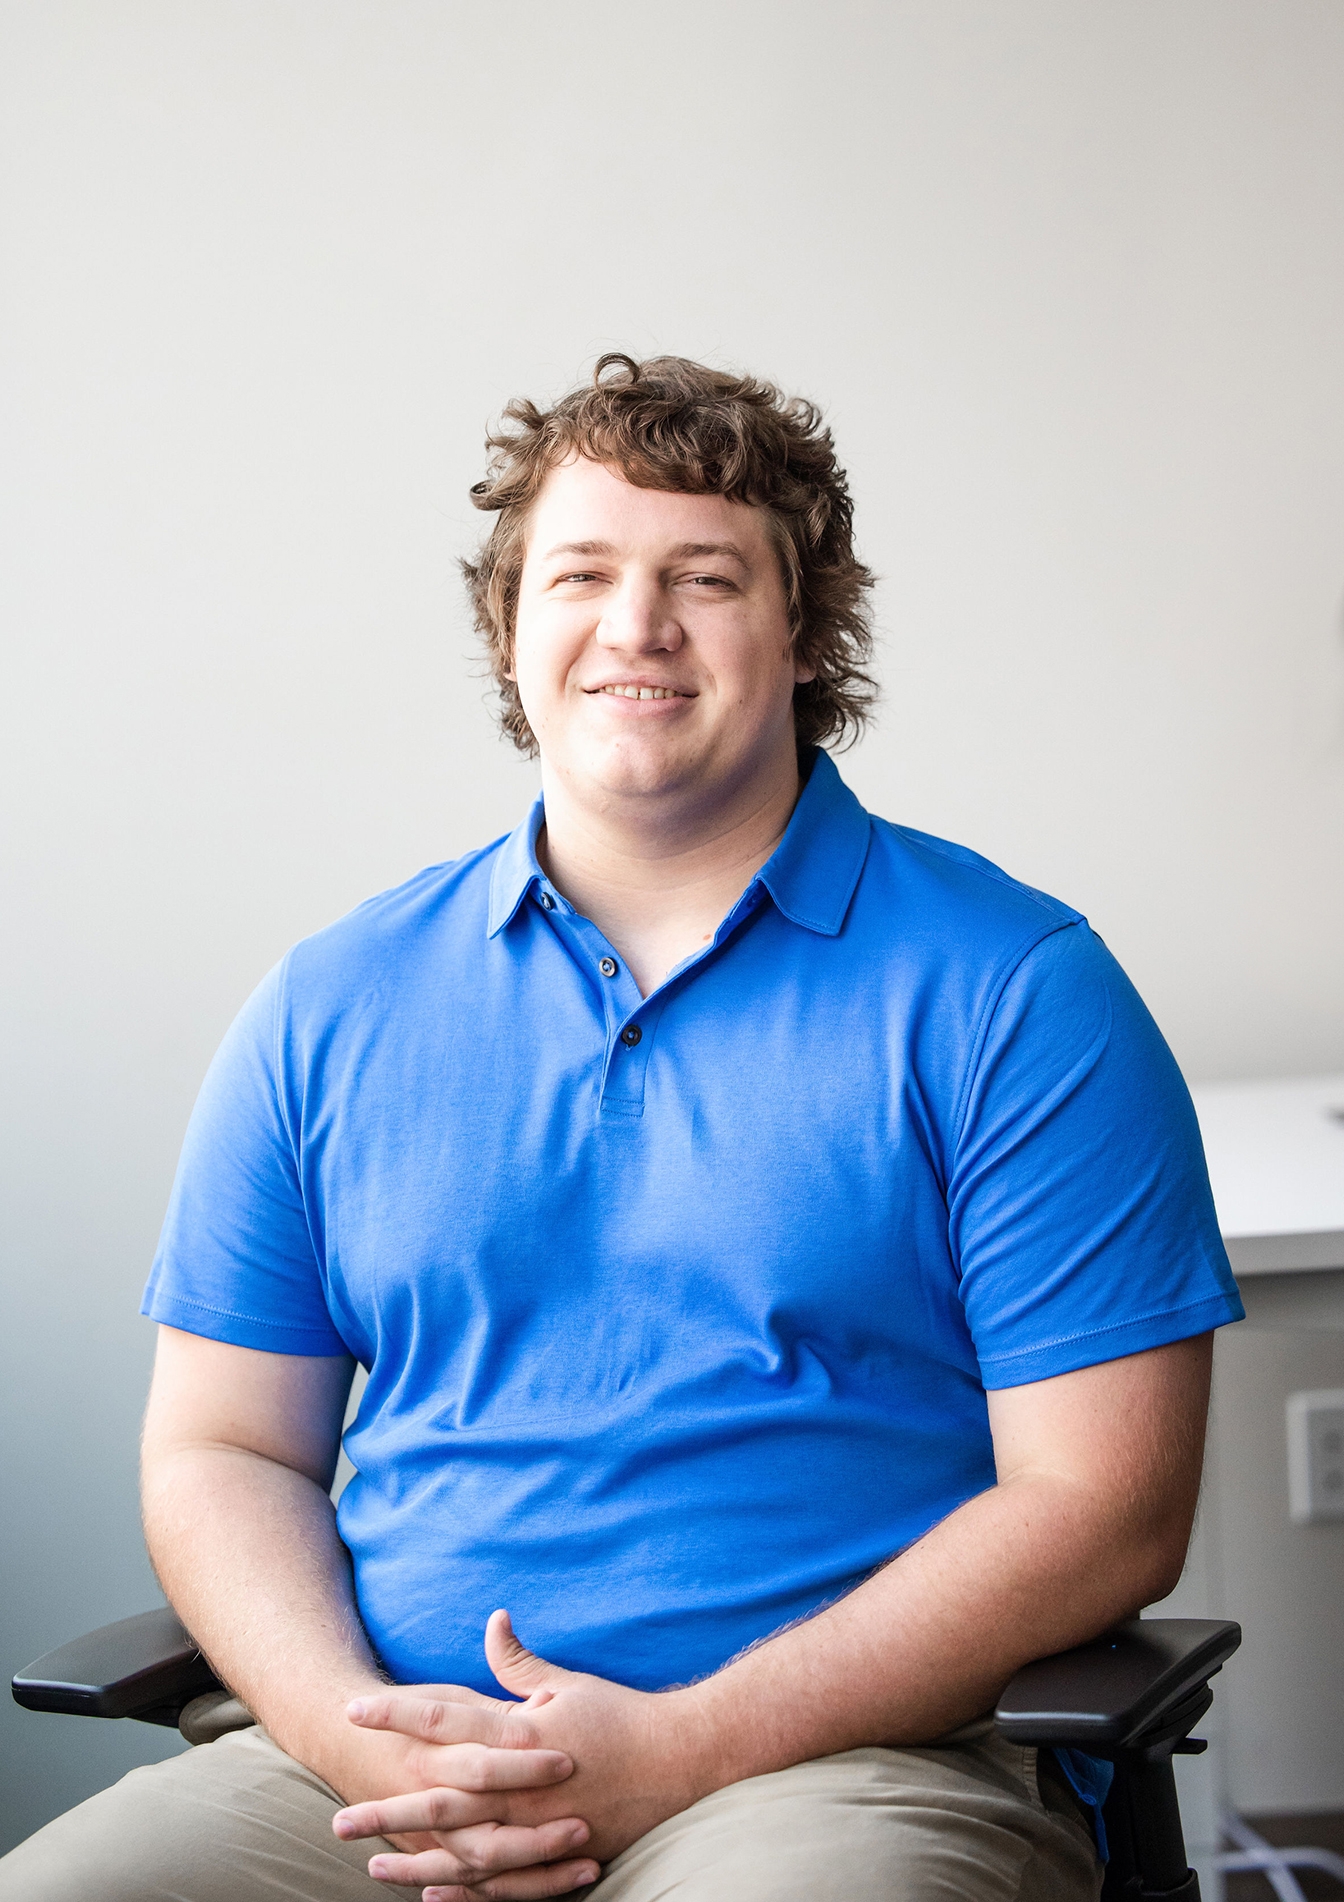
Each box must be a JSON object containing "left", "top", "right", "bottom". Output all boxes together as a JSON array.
[{"left": 2, "top": 0, "right": 1343, "bottom": 1851}]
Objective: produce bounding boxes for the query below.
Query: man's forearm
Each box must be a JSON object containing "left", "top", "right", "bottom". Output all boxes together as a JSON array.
[
  {"left": 141, "top": 1443, "right": 390, "bottom": 1793},
  {"left": 672, "top": 1337, "right": 1209, "bottom": 1799},
  {"left": 676, "top": 1465, "right": 1173, "bottom": 1793}
]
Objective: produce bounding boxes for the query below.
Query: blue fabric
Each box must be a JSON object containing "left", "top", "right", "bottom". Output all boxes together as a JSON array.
[
  {"left": 143, "top": 750, "right": 1243, "bottom": 1694},
  {"left": 1053, "top": 1750, "right": 1115, "bottom": 1861}
]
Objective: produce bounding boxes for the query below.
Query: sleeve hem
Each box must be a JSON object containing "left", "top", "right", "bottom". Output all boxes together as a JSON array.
[
  {"left": 141, "top": 1291, "right": 349, "bottom": 1357},
  {"left": 978, "top": 1288, "right": 1246, "bottom": 1390}
]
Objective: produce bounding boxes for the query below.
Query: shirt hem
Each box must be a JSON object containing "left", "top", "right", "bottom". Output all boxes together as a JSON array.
[
  {"left": 141, "top": 1291, "right": 348, "bottom": 1356},
  {"left": 978, "top": 1287, "right": 1244, "bottom": 1389}
]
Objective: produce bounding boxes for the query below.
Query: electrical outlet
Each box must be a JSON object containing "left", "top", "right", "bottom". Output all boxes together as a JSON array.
[{"left": 1286, "top": 1389, "right": 1344, "bottom": 1524}]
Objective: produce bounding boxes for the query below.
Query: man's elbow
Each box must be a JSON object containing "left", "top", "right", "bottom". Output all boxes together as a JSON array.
[
  {"left": 1117, "top": 1500, "right": 1200, "bottom": 1614},
  {"left": 1139, "top": 1540, "right": 1190, "bottom": 1609}
]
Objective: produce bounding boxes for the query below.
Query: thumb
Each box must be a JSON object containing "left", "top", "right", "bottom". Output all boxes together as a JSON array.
[{"left": 485, "top": 1608, "right": 570, "bottom": 1699}]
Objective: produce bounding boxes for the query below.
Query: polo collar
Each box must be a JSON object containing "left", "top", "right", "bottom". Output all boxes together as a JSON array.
[
  {"left": 486, "top": 747, "right": 871, "bottom": 941},
  {"left": 755, "top": 748, "right": 871, "bottom": 936},
  {"left": 487, "top": 794, "right": 549, "bottom": 937}
]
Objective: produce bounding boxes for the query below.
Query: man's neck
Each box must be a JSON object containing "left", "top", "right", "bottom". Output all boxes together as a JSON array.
[{"left": 536, "top": 751, "right": 805, "bottom": 998}]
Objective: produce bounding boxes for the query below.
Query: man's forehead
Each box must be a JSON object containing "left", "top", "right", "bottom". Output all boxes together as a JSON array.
[{"left": 525, "top": 457, "right": 768, "bottom": 557}]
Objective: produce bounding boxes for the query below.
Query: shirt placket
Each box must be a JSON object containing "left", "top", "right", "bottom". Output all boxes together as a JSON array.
[{"left": 533, "top": 878, "right": 765, "bottom": 1118}]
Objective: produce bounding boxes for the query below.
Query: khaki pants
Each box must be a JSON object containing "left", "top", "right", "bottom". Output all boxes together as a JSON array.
[{"left": 0, "top": 1719, "right": 1101, "bottom": 1901}]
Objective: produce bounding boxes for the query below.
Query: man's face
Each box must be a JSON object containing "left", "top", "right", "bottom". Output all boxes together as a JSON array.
[{"left": 511, "top": 457, "right": 812, "bottom": 810}]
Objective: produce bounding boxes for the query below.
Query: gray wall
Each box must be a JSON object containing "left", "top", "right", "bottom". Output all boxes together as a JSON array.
[{"left": 3, "top": 0, "right": 1343, "bottom": 1852}]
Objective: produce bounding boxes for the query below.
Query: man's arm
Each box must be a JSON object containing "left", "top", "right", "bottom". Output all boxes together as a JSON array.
[
  {"left": 141, "top": 1327, "right": 371, "bottom": 1749},
  {"left": 687, "top": 1329, "right": 1212, "bottom": 1765},
  {"left": 335, "top": 1333, "right": 1213, "bottom": 1892},
  {"left": 140, "top": 1326, "right": 597, "bottom": 1885}
]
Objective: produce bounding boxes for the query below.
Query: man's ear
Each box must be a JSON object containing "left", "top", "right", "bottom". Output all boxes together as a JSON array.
[{"left": 789, "top": 636, "right": 816, "bottom": 686}]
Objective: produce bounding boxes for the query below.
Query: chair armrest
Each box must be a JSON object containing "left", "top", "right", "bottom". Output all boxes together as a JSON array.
[
  {"left": 994, "top": 1617, "right": 1242, "bottom": 1753},
  {"left": 12, "top": 1607, "right": 222, "bottom": 1725}
]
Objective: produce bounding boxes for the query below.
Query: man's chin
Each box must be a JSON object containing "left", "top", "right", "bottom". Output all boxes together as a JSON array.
[{"left": 574, "top": 736, "right": 711, "bottom": 806}]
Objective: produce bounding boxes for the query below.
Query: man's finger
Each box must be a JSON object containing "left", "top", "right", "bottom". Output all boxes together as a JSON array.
[
  {"left": 420, "top": 1866, "right": 600, "bottom": 1902},
  {"left": 334, "top": 1787, "right": 502, "bottom": 1840},
  {"left": 364, "top": 1819, "right": 595, "bottom": 1886},
  {"left": 335, "top": 1790, "right": 586, "bottom": 1842},
  {"left": 346, "top": 1691, "right": 543, "bottom": 1751},
  {"left": 418, "top": 1743, "right": 577, "bottom": 1792},
  {"left": 484, "top": 1609, "right": 569, "bottom": 1699},
  {"left": 416, "top": 1682, "right": 552, "bottom": 1716},
  {"left": 347, "top": 1742, "right": 577, "bottom": 1795}
]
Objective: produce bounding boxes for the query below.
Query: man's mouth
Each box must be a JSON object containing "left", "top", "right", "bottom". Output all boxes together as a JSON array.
[{"left": 594, "top": 684, "right": 692, "bottom": 700}]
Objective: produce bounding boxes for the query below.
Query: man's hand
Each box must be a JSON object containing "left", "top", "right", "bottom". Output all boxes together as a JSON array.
[
  {"left": 333, "top": 1611, "right": 711, "bottom": 1898},
  {"left": 334, "top": 1669, "right": 597, "bottom": 1890}
]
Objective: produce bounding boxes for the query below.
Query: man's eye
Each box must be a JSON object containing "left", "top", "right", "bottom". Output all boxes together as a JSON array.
[
  {"left": 559, "top": 572, "right": 601, "bottom": 584},
  {"left": 687, "top": 575, "right": 732, "bottom": 588}
]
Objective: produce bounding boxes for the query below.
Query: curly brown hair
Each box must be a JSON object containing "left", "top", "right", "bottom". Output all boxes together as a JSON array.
[{"left": 461, "top": 354, "right": 877, "bottom": 755}]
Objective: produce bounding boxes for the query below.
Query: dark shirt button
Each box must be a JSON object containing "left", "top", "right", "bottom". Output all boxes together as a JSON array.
[
  {"left": 620, "top": 1024, "right": 643, "bottom": 1047},
  {"left": 539, "top": 891, "right": 556, "bottom": 911},
  {"left": 599, "top": 956, "right": 618, "bottom": 978}
]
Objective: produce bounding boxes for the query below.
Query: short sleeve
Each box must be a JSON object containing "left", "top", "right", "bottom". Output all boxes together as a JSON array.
[
  {"left": 141, "top": 962, "right": 349, "bottom": 1355},
  {"left": 949, "top": 922, "right": 1243, "bottom": 1388}
]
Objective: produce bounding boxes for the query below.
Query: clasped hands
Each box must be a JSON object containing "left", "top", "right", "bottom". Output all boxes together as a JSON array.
[{"left": 332, "top": 1609, "right": 710, "bottom": 1902}]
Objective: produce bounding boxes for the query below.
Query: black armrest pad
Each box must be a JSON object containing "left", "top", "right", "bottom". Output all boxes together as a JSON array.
[
  {"left": 12, "top": 1607, "right": 222, "bottom": 1720},
  {"left": 994, "top": 1617, "right": 1241, "bottom": 1751}
]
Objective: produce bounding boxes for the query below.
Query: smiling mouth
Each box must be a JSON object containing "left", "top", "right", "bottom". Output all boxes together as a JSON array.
[{"left": 591, "top": 684, "right": 693, "bottom": 700}]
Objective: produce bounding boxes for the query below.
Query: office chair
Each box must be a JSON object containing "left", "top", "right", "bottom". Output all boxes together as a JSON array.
[{"left": 13, "top": 1610, "right": 1239, "bottom": 1900}]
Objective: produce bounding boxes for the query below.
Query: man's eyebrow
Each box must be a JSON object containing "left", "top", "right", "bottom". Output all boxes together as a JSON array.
[
  {"left": 671, "top": 541, "right": 751, "bottom": 564},
  {"left": 539, "top": 539, "right": 753, "bottom": 564}
]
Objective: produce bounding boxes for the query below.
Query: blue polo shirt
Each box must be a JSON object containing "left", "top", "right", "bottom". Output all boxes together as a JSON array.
[{"left": 143, "top": 750, "right": 1242, "bottom": 1696}]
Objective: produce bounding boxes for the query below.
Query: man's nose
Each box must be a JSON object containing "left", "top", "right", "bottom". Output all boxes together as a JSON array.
[{"left": 595, "top": 581, "right": 683, "bottom": 653}]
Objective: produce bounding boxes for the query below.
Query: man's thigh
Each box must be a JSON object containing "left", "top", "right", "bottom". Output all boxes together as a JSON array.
[
  {"left": 592, "top": 1730, "right": 1102, "bottom": 1902},
  {"left": 0, "top": 1726, "right": 396, "bottom": 1901}
]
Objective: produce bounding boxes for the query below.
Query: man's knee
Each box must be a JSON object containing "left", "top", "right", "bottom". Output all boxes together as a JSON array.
[{"left": 0, "top": 1728, "right": 389, "bottom": 1902}]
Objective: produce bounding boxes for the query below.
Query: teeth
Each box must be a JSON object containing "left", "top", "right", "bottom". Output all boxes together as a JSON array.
[{"left": 602, "top": 685, "right": 681, "bottom": 699}]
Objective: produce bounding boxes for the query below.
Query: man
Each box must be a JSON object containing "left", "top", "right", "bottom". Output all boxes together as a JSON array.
[{"left": 2, "top": 355, "right": 1242, "bottom": 1902}]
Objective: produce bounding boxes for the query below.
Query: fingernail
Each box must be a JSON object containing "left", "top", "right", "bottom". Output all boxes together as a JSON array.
[
  {"left": 368, "top": 1857, "right": 388, "bottom": 1878},
  {"left": 346, "top": 1699, "right": 366, "bottom": 1721},
  {"left": 332, "top": 1814, "right": 352, "bottom": 1838}
]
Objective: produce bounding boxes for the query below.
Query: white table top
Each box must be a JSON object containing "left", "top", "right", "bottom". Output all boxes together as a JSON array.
[{"left": 1188, "top": 1073, "right": 1344, "bottom": 1275}]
